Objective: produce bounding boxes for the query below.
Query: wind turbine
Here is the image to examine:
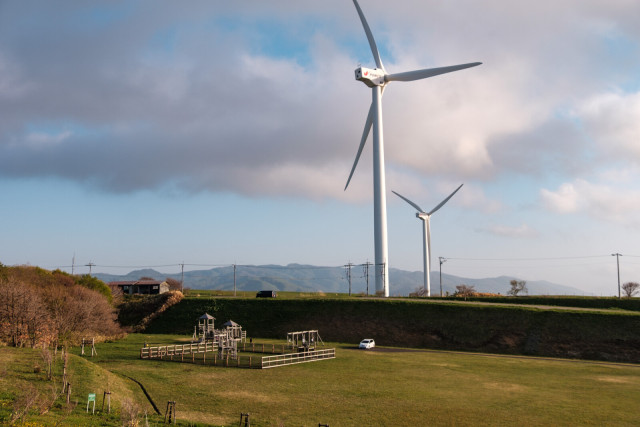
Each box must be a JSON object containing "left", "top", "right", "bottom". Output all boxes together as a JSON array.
[
  {"left": 392, "top": 184, "right": 463, "bottom": 296},
  {"left": 345, "top": 0, "right": 481, "bottom": 297}
]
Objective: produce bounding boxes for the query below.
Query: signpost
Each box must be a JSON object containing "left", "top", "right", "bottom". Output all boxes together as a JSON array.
[{"left": 87, "top": 393, "right": 96, "bottom": 414}]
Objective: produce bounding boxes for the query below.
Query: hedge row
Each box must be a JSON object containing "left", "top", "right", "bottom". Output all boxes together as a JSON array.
[{"left": 143, "top": 298, "right": 640, "bottom": 363}]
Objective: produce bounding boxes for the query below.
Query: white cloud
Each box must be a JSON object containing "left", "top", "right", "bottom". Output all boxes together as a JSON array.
[
  {"left": 541, "top": 178, "right": 640, "bottom": 226},
  {"left": 482, "top": 223, "right": 539, "bottom": 239},
  {"left": 540, "top": 182, "right": 581, "bottom": 214},
  {"left": 24, "top": 130, "right": 73, "bottom": 148},
  {"left": 0, "top": 0, "right": 640, "bottom": 207},
  {"left": 573, "top": 90, "right": 640, "bottom": 160}
]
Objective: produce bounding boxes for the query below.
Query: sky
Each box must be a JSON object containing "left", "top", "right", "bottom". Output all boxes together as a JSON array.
[{"left": 2, "top": 0, "right": 640, "bottom": 296}]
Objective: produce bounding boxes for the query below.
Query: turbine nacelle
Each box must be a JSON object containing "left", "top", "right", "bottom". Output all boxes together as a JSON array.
[
  {"left": 416, "top": 212, "right": 429, "bottom": 220},
  {"left": 355, "top": 67, "right": 385, "bottom": 88}
]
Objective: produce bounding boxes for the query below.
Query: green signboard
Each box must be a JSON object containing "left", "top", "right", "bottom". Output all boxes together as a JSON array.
[{"left": 88, "top": 393, "right": 96, "bottom": 402}]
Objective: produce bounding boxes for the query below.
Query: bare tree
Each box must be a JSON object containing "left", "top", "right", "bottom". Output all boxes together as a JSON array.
[
  {"left": 621, "top": 282, "right": 640, "bottom": 298},
  {"left": 165, "top": 278, "right": 182, "bottom": 291},
  {"left": 10, "top": 384, "right": 39, "bottom": 424},
  {"left": 507, "top": 279, "right": 528, "bottom": 296},
  {"left": 455, "top": 285, "right": 476, "bottom": 301},
  {"left": 1, "top": 266, "right": 122, "bottom": 348},
  {"left": 0, "top": 278, "right": 49, "bottom": 347},
  {"left": 41, "top": 345, "right": 54, "bottom": 380},
  {"left": 409, "top": 286, "right": 429, "bottom": 297},
  {"left": 120, "top": 398, "right": 141, "bottom": 427}
]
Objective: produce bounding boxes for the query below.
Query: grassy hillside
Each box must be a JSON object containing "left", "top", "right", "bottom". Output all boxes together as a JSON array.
[
  {"left": 83, "top": 334, "right": 640, "bottom": 426},
  {"left": 144, "top": 297, "right": 640, "bottom": 363},
  {"left": 0, "top": 346, "right": 153, "bottom": 425},
  {"left": 441, "top": 295, "right": 640, "bottom": 311}
]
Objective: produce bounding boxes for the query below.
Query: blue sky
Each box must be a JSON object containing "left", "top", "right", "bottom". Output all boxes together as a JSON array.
[{"left": 2, "top": 0, "right": 640, "bottom": 295}]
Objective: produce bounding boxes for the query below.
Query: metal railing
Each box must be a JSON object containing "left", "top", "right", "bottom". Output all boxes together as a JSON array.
[
  {"left": 140, "top": 341, "right": 217, "bottom": 359},
  {"left": 261, "top": 348, "right": 336, "bottom": 369}
]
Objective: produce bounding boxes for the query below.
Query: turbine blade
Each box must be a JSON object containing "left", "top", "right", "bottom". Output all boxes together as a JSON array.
[
  {"left": 385, "top": 62, "right": 481, "bottom": 82},
  {"left": 352, "top": 0, "right": 385, "bottom": 72},
  {"left": 344, "top": 102, "right": 374, "bottom": 191},
  {"left": 428, "top": 184, "right": 464, "bottom": 215},
  {"left": 392, "top": 190, "right": 425, "bottom": 213}
]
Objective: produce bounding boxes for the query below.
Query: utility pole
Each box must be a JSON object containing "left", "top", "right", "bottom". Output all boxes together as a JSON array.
[
  {"left": 85, "top": 262, "right": 95, "bottom": 275},
  {"left": 233, "top": 264, "right": 237, "bottom": 297},
  {"left": 612, "top": 253, "right": 622, "bottom": 299},
  {"left": 72, "top": 254, "right": 75, "bottom": 275},
  {"left": 362, "top": 261, "right": 372, "bottom": 296},
  {"left": 344, "top": 262, "right": 353, "bottom": 296},
  {"left": 180, "top": 262, "right": 184, "bottom": 293},
  {"left": 439, "top": 257, "right": 447, "bottom": 297}
]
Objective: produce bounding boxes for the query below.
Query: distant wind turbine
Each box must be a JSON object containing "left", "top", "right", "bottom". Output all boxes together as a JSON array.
[
  {"left": 393, "top": 184, "right": 463, "bottom": 296},
  {"left": 344, "top": 0, "right": 481, "bottom": 297}
]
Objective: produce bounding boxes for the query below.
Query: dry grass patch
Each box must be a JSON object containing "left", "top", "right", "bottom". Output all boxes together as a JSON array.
[
  {"left": 221, "top": 390, "right": 284, "bottom": 404},
  {"left": 595, "top": 375, "right": 634, "bottom": 384},
  {"left": 483, "top": 382, "right": 528, "bottom": 392}
]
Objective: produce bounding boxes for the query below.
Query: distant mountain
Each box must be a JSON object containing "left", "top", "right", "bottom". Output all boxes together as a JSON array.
[{"left": 95, "top": 264, "right": 590, "bottom": 296}]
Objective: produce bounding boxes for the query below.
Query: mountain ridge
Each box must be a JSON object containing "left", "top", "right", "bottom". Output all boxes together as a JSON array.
[{"left": 95, "top": 264, "right": 590, "bottom": 296}]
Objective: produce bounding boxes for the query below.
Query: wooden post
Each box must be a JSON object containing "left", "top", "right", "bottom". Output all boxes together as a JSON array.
[
  {"left": 165, "top": 401, "right": 176, "bottom": 424},
  {"left": 101, "top": 391, "right": 111, "bottom": 414},
  {"left": 240, "top": 413, "right": 250, "bottom": 427},
  {"left": 66, "top": 383, "right": 71, "bottom": 404},
  {"left": 249, "top": 357, "right": 252, "bottom": 368}
]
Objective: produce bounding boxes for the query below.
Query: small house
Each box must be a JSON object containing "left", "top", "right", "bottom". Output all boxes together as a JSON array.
[{"left": 108, "top": 279, "right": 169, "bottom": 295}]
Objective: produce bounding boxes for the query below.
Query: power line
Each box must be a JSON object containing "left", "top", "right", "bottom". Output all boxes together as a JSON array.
[{"left": 446, "top": 255, "right": 610, "bottom": 261}]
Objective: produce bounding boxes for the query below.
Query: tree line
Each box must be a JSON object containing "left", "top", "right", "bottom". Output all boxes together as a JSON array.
[{"left": 0, "top": 263, "right": 122, "bottom": 348}]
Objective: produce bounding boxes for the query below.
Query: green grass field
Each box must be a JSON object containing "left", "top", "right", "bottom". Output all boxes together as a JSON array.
[{"left": 5, "top": 333, "right": 637, "bottom": 426}]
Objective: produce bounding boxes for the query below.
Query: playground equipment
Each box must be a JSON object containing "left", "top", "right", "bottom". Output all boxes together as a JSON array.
[
  {"left": 287, "top": 330, "right": 324, "bottom": 351},
  {"left": 195, "top": 313, "right": 215, "bottom": 341}
]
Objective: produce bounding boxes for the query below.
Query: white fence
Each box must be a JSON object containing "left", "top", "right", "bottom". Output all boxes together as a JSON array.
[
  {"left": 261, "top": 348, "right": 336, "bottom": 369},
  {"left": 140, "top": 341, "right": 217, "bottom": 359}
]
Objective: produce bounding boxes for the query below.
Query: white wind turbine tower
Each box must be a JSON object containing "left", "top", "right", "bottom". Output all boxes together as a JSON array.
[
  {"left": 392, "top": 184, "right": 463, "bottom": 296},
  {"left": 345, "top": 0, "right": 481, "bottom": 297}
]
